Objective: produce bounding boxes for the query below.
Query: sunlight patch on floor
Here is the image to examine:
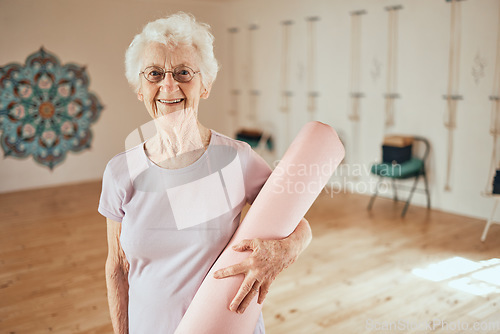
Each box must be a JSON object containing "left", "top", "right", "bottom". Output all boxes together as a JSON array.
[{"left": 412, "top": 257, "right": 500, "bottom": 296}]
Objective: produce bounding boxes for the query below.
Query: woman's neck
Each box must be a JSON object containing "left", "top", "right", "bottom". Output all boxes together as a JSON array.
[{"left": 144, "top": 109, "right": 211, "bottom": 169}]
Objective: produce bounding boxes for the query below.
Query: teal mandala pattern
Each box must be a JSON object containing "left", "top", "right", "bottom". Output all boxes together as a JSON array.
[{"left": 0, "top": 48, "right": 103, "bottom": 169}]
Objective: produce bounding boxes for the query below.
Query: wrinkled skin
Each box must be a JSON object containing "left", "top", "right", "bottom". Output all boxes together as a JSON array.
[{"left": 214, "top": 218, "right": 311, "bottom": 314}]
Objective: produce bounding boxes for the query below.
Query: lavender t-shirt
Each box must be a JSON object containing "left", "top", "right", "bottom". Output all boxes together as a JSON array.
[{"left": 98, "top": 130, "right": 271, "bottom": 334}]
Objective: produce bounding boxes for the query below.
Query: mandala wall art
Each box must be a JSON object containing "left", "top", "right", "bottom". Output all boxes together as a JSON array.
[{"left": 0, "top": 47, "right": 103, "bottom": 169}]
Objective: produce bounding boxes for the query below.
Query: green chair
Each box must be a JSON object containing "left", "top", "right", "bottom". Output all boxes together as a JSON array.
[{"left": 367, "top": 136, "right": 431, "bottom": 217}]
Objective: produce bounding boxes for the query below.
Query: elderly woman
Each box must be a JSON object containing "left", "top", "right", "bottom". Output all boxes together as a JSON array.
[{"left": 99, "top": 13, "right": 312, "bottom": 334}]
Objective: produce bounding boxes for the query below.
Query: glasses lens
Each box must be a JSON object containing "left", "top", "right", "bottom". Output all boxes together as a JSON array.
[
  {"left": 173, "top": 66, "right": 194, "bottom": 83},
  {"left": 144, "top": 66, "right": 165, "bottom": 83}
]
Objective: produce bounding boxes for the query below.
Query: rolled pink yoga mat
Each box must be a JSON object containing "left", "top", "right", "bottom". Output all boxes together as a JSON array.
[{"left": 175, "top": 121, "right": 345, "bottom": 334}]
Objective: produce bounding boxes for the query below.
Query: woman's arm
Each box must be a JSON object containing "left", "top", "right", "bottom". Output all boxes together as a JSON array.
[
  {"left": 213, "top": 217, "right": 312, "bottom": 313},
  {"left": 105, "top": 218, "right": 129, "bottom": 334}
]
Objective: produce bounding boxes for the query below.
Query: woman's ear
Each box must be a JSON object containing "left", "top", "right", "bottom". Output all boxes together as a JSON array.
[
  {"left": 200, "top": 84, "right": 212, "bottom": 99},
  {"left": 137, "top": 89, "right": 144, "bottom": 101}
]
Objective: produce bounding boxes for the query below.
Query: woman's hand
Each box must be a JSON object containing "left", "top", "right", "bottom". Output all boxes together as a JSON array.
[{"left": 213, "top": 218, "right": 312, "bottom": 314}]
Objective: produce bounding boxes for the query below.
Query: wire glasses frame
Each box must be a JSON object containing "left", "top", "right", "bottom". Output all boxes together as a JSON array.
[{"left": 139, "top": 65, "right": 200, "bottom": 83}]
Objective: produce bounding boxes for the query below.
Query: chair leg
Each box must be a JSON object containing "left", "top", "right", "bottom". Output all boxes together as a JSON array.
[
  {"left": 392, "top": 178, "right": 398, "bottom": 202},
  {"left": 422, "top": 171, "right": 431, "bottom": 209},
  {"left": 368, "top": 178, "right": 381, "bottom": 210},
  {"left": 482, "top": 199, "right": 499, "bottom": 242},
  {"left": 401, "top": 175, "right": 420, "bottom": 217}
]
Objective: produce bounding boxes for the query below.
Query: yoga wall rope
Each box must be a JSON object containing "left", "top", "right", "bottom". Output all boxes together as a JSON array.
[
  {"left": 228, "top": 27, "right": 240, "bottom": 135},
  {"left": 236, "top": 24, "right": 274, "bottom": 158},
  {"left": 443, "top": 0, "right": 465, "bottom": 191},
  {"left": 248, "top": 24, "right": 259, "bottom": 123},
  {"left": 484, "top": 1, "right": 500, "bottom": 195},
  {"left": 306, "top": 16, "right": 320, "bottom": 120},
  {"left": 280, "top": 20, "right": 294, "bottom": 144},
  {"left": 384, "top": 5, "right": 402, "bottom": 132},
  {"left": 348, "top": 10, "right": 366, "bottom": 166}
]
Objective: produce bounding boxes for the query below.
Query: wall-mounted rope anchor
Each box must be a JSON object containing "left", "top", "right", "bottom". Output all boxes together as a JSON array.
[
  {"left": 350, "top": 92, "right": 365, "bottom": 98},
  {"left": 280, "top": 19, "right": 295, "bottom": 144},
  {"left": 280, "top": 20, "right": 294, "bottom": 115},
  {"left": 385, "top": 5, "right": 403, "bottom": 11},
  {"left": 484, "top": 1, "right": 500, "bottom": 196},
  {"left": 306, "top": 16, "right": 320, "bottom": 119},
  {"left": 443, "top": 0, "right": 465, "bottom": 191},
  {"left": 247, "top": 24, "right": 259, "bottom": 122},
  {"left": 229, "top": 89, "right": 240, "bottom": 117},
  {"left": 384, "top": 93, "right": 401, "bottom": 99},
  {"left": 384, "top": 5, "right": 403, "bottom": 130},
  {"left": 348, "top": 9, "right": 366, "bottom": 123},
  {"left": 350, "top": 9, "right": 367, "bottom": 16},
  {"left": 228, "top": 27, "right": 240, "bottom": 134},
  {"left": 305, "top": 16, "right": 321, "bottom": 22},
  {"left": 442, "top": 94, "right": 463, "bottom": 101},
  {"left": 348, "top": 9, "right": 367, "bottom": 166}
]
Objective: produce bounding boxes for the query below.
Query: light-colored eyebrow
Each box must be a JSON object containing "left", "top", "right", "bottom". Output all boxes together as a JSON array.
[{"left": 146, "top": 63, "right": 191, "bottom": 69}]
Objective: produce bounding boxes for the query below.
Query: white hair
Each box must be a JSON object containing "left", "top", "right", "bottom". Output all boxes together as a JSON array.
[{"left": 125, "top": 12, "right": 219, "bottom": 92}]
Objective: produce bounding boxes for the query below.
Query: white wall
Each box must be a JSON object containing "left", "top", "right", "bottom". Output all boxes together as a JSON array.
[
  {"left": 222, "top": 0, "right": 498, "bottom": 220},
  {"left": 0, "top": 0, "right": 497, "bottom": 221},
  {"left": 0, "top": 0, "right": 229, "bottom": 193}
]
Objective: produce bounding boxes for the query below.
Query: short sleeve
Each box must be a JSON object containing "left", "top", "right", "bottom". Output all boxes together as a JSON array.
[
  {"left": 98, "top": 163, "right": 125, "bottom": 222},
  {"left": 244, "top": 147, "right": 272, "bottom": 205}
]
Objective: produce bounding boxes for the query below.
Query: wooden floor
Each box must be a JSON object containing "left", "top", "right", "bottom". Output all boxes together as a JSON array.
[{"left": 1, "top": 181, "right": 499, "bottom": 333}]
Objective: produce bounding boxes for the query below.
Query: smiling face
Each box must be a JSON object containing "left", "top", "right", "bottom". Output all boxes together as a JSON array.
[{"left": 137, "top": 42, "right": 211, "bottom": 119}]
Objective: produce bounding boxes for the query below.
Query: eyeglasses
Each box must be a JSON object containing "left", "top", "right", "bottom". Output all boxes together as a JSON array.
[{"left": 139, "top": 65, "right": 200, "bottom": 83}]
